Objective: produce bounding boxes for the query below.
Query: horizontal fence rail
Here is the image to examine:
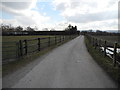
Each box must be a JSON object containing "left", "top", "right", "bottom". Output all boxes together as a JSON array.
[
  {"left": 2, "top": 35, "right": 78, "bottom": 64},
  {"left": 86, "top": 34, "right": 120, "bottom": 67}
]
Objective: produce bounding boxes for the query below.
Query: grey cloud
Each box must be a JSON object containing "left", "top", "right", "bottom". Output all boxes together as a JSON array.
[
  {"left": 66, "top": 10, "right": 117, "bottom": 23},
  {"left": 53, "top": 0, "right": 117, "bottom": 24},
  {"left": 16, "top": 16, "right": 35, "bottom": 25},
  {"left": 77, "top": 19, "right": 117, "bottom": 30},
  {"left": 54, "top": 2, "right": 66, "bottom": 11},
  {"left": 70, "top": 2, "right": 80, "bottom": 8},
  {"left": 54, "top": 1, "right": 98, "bottom": 12},
  {"left": 0, "top": 2, "right": 33, "bottom": 17},
  {"left": 0, "top": 2, "right": 36, "bottom": 26},
  {"left": 1, "top": 4, "right": 24, "bottom": 16},
  {"left": 107, "top": 0, "right": 118, "bottom": 7},
  {"left": 2, "top": 2, "right": 32, "bottom": 10}
]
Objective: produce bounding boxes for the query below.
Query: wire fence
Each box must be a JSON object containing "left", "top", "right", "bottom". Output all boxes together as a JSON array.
[
  {"left": 86, "top": 34, "right": 120, "bottom": 67},
  {"left": 2, "top": 35, "right": 78, "bottom": 64}
]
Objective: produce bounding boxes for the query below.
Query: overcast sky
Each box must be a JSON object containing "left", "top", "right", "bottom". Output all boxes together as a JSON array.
[{"left": 0, "top": 0, "right": 119, "bottom": 30}]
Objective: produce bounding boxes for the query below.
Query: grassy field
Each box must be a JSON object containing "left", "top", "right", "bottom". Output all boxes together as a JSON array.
[
  {"left": 2, "top": 35, "right": 56, "bottom": 42},
  {"left": 2, "top": 35, "right": 55, "bottom": 42},
  {"left": 2, "top": 35, "right": 57, "bottom": 61},
  {"left": 2, "top": 35, "right": 77, "bottom": 76},
  {"left": 3, "top": 35, "right": 68, "bottom": 60},
  {"left": 94, "top": 35, "right": 120, "bottom": 43},
  {"left": 3, "top": 38, "right": 73, "bottom": 76},
  {"left": 85, "top": 36, "right": 120, "bottom": 85}
]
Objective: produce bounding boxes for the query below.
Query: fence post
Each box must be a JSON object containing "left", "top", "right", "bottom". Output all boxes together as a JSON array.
[
  {"left": 92, "top": 37, "right": 94, "bottom": 47},
  {"left": 38, "top": 38, "right": 41, "bottom": 51},
  {"left": 17, "top": 42, "right": 20, "bottom": 58},
  {"left": 95, "top": 38, "right": 97, "bottom": 49},
  {"left": 59, "top": 36, "right": 60, "bottom": 43},
  {"left": 55, "top": 36, "right": 57, "bottom": 44},
  {"left": 113, "top": 42, "right": 117, "bottom": 67},
  {"left": 104, "top": 40, "right": 107, "bottom": 57},
  {"left": 24, "top": 40, "right": 27, "bottom": 55},
  {"left": 48, "top": 37, "right": 50, "bottom": 46},
  {"left": 19, "top": 40, "right": 23, "bottom": 56},
  {"left": 16, "top": 42, "right": 19, "bottom": 58},
  {"left": 91, "top": 36, "right": 92, "bottom": 44},
  {"left": 70, "top": 35, "right": 71, "bottom": 39},
  {"left": 63, "top": 35, "right": 64, "bottom": 41},
  {"left": 69, "top": 35, "right": 70, "bottom": 39},
  {"left": 89, "top": 36, "right": 91, "bottom": 44},
  {"left": 60, "top": 36, "right": 61, "bottom": 42},
  {"left": 99, "top": 39, "right": 101, "bottom": 51},
  {"left": 71, "top": 34, "right": 73, "bottom": 39},
  {"left": 65, "top": 35, "right": 67, "bottom": 40}
]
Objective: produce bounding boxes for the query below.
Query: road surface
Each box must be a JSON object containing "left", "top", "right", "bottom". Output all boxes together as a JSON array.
[{"left": 7, "top": 36, "right": 118, "bottom": 88}]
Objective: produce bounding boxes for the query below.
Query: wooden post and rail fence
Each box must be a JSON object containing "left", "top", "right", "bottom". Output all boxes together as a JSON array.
[
  {"left": 86, "top": 34, "right": 120, "bottom": 67},
  {"left": 2, "top": 35, "right": 78, "bottom": 64}
]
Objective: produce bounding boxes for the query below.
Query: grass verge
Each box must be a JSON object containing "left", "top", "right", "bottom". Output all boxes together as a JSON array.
[
  {"left": 84, "top": 36, "right": 120, "bottom": 85},
  {"left": 2, "top": 38, "right": 75, "bottom": 77}
]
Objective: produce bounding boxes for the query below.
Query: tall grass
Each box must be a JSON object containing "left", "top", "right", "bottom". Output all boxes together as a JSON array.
[{"left": 85, "top": 36, "right": 120, "bottom": 85}]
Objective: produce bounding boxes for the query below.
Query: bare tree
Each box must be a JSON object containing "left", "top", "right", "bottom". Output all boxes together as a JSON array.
[
  {"left": 42, "top": 28, "right": 49, "bottom": 31},
  {"left": 15, "top": 26, "right": 23, "bottom": 31},
  {"left": 26, "top": 26, "right": 34, "bottom": 31}
]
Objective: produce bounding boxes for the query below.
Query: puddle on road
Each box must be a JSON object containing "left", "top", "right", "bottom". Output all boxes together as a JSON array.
[{"left": 101, "top": 47, "right": 120, "bottom": 55}]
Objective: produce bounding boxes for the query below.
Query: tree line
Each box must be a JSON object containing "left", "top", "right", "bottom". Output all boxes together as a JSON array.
[
  {"left": 1, "top": 24, "right": 77, "bottom": 32},
  {"left": 1, "top": 24, "right": 79, "bottom": 36},
  {"left": 81, "top": 30, "right": 120, "bottom": 36},
  {"left": 0, "top": 24, "right": 35, "bottom": 32}
]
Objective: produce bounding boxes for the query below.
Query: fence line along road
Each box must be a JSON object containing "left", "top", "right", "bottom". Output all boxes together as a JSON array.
[
  {"left": 86, "top": 34, "right": 120, "bottom": 67},
  {"left": 2, "top": 35, "right": 78, "bottom": 64}
]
